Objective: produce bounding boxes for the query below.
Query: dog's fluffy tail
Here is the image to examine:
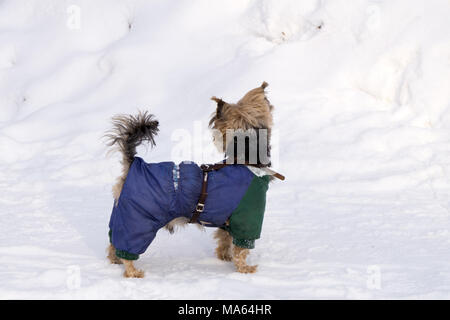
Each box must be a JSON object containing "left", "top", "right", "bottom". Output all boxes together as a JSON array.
[{"left": 105, "top": 111, "right": 159, "bottom": 168}]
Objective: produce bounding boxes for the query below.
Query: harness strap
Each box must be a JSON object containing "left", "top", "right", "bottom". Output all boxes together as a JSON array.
[{"left": 189, "top": 162, "right": 284, "bottom": 224}]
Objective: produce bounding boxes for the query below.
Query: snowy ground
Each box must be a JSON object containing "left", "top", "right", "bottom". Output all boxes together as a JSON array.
[{"left": 1, "top": 0, "right": 450, "bottom": 299}]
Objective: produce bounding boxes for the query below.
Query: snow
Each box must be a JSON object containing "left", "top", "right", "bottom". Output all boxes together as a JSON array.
[{"left": 1, "top": 0, "right": 450, "bottom": 299}]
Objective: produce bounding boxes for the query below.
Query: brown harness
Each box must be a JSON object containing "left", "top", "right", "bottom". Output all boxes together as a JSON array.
[{"left": 189, "top": 162, "right": 285, "bottom": 224}]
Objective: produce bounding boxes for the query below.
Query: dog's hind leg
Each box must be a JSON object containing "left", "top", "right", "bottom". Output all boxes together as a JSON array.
[
  {"left": 107, "top": 244, "right": 123, "bottom": 264},
  {"left": 232, "top": 246, "right": 257, "bottom": 273},
  {"left": 214, "top": 229, "right": 232, "bottom": 261},
  {"left": 122, "top": 259, "right": 144, "bottom": 278}
]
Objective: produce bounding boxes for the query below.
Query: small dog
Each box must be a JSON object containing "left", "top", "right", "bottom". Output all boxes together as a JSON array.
[{"left": 106, "top": 82, "right": 279, "bottom": 278}]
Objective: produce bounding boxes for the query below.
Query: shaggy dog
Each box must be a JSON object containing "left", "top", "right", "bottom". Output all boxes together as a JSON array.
[{"left": 106, "top": 82, "right": 278, "bottom": 278}]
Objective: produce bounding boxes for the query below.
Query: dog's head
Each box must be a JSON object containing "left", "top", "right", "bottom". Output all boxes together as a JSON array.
[{"left": 209, "top": 82, "right": 274, "bottom": 167}]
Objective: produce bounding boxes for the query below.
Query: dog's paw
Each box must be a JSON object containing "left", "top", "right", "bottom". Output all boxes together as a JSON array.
[
  {"left": 236, "top": 264, "right": 258, "bottom": 274},
  {"left": 215, "top": 248, "right": 232, "bottom": 261},
  {"left": 107, "top": 254, "right": 123, "bottom": 264},
  {"left": 124, "top": 269, "right": 145, "bottom": 278}
]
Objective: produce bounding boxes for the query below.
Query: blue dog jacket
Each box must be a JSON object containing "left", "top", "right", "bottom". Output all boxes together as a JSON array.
[{"left": 109, "top": 157, "right": 270, "bottom": 260}]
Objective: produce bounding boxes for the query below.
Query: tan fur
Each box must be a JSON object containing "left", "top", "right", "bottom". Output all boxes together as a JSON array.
[
  {"left": 215, "top": 229, "right": 259, "bottom": 273},
  {"left": 232, "top": 246, "right": 258, "bottom": 273},
  {"left": 164, "top": 217, "right": 189, "bottom": 233},
  {"left": 107, "top": 244, "right": 123, "bottom": 264},
  {"left": 111, "top": 149, "right": 131, "bottom": 202},
  {"left": 164, "top": 217, "right": 206, "bottom": 233},
  {"left": 122, "top": 259, "right": 144, "bottom": 278},
  {"left": 109, "top": 127, "right": 133, "bottom": 201},
  {"left": 112, "top": 170, "right": 128, "bottom": 203},
  {"left": 209, "top": 82, "right": 273, "bottom": 153},
  {"left": 108, "top": 244, "right": 144, "bottom": 278},
  {"left": 214, "top": 228, "right": 233, "bottom": 261}
]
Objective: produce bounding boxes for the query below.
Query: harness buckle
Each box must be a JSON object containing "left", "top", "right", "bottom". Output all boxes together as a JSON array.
[{"left": 196, "top": 203, "right": 205, "bottom": 213}]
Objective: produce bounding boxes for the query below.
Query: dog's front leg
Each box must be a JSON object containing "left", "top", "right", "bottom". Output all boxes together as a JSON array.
[
  {"left": 122, "top": 259, "right": 145, "bottom": 278},
  {"left": 214, "top": 229, "right": 233, "bottom": 261},
  {"left": 232, "top": 246, "right": 257, "bottom": 273},
  {"left": 107, "top": 244, "right": 123, "bottom": 264}
]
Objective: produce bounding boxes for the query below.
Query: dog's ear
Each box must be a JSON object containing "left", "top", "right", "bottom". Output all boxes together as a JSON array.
[
  {"left": 237, "top": 81, "right": 270, "bottom": 108},
  {"left": 261, "top": 81, "right": 268, "bottom": 89},
  {"left": 260, "top": 82, "right": 274, "bottom": 111},
  {"left": 211, "top": 96, "right": 225, "bottom": 118}
]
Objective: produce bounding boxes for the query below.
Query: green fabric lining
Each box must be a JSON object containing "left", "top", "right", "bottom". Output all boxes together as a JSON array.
[
  {"left": 233, "top": 238, "right": 255, "bottom": 249},
  {"left": 115, "top": 249, "right": 139, "bottom": 260},
  {"left": 108, "top": 229, "right": 140, "bottom": 260},
  {"left": 226, "top": 175, "right": 269, "bottom": 248}
]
